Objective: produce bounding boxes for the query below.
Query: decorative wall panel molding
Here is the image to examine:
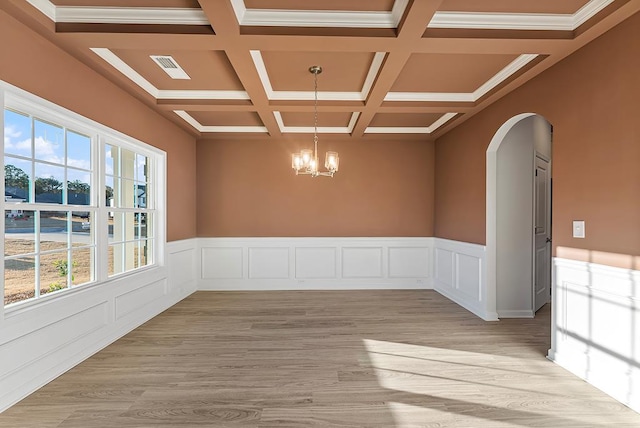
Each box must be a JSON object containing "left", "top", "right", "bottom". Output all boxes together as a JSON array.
[
  {"left": 295, "top": 247, "right": 337, "bottom": 280},
  {"left": 3, "top": 236, "right": 637, "bottom": 416},
  {"left": 0, "top": 238, "right": 198, "bottom": 413},
  {"left": 432, "top": 238, "right": 494, "bottom": 321},
  {"left": 198, "top": 237, "right": 433, "bottom": 290},
  {"left": 201, "top": 247, "right": 243, "bottom": 279},
  {"left": 249, "top": 247, "right": 290, "bottom": 279},
  {"left": 549, "top": 257, "right": 640, "bottom": 413},
  {"left": 341, "top": 247, "right": 383, "bottom": 278}
]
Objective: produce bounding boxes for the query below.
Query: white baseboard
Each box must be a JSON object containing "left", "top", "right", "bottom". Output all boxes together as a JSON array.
[
  {"left": 197, "top": 237, "right": 434, "bottom": 291},
  {"left": 497, "top": 309, "right": 534, "bottom": 318},
  {"left": 550, "top": 257, "right": 640, "bottom": 413},
  {"left": 0, "top": 238, "right": 198, "bottom": 413}
]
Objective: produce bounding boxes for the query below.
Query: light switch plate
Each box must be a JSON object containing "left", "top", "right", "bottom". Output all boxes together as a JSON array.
[{"left": 573, "top": 220, "right": 585, "bottom": 238}]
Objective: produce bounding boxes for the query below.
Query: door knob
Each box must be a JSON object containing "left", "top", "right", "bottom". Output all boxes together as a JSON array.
[{"left": 546, "top": 237, "right": 552, "bottom": 243}]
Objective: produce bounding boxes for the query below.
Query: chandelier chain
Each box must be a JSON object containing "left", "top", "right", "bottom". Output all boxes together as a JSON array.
[
  {"left": 313, "top": 68, "right": 319, "bottom": 160},
  {"left": 291, "top": 65, "right": 338, "bottom": 178}
]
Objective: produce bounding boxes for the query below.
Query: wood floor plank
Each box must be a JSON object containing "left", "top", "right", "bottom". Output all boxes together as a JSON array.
[{"left": 1, "top": 290, "right": 639, "bottom": 427}]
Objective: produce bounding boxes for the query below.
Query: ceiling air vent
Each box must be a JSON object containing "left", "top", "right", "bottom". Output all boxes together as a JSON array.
[{"left": 150, "top": 55, "right": 190, "bottom": 80}]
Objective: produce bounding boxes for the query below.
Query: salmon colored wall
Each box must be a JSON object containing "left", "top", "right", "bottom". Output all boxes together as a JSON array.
[
  {"left": 434, "top": 12, "right": 640, "bottom": 268},
  {"left": 0, "top": 11, "right": 197, "bottom": 241},
  {"left": 197, "top": 138, "right": 435, "bottom": 237}
]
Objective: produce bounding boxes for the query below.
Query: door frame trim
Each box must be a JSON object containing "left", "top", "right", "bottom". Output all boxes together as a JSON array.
[{"left": 486, "top": 113, "right": 536, "bottom": 320}]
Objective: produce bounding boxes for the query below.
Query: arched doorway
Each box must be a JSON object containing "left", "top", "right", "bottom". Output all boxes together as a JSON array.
[{"left": 486, "top": 114, "right": 552, "bottom": 319}]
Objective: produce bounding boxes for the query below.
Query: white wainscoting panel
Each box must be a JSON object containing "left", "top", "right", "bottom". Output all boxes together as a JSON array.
[
  {"left": 168, "top": 240, "right": 197, "bottom": 295},
  {"left": 457, "top": 253, "right": 482, "bottom": 300},
  {"left": 1, "top": 302, "right": 108, "bottom": 378},
  {"left": 201, "top": 247, "right": 243, "bottom": 279},
  {"left": 342, "top": 247, "right": 383, "bottom": 278},
  {"left": 388, "top": 247, "right": 430, "bottom": 278},
  {"left": 249, "top": 247, "right": 289, "bottom": 279},
  {"left": 296, "top": 247, "right": 337, "bottom": 279},
  {"left": 549, "top": 257, "right": 640, "bottom": 413},
  {"left": 435, "top": 248, "right": 455, "bottom": 287},
  {"left": 114, "top": 279, "right": 167, "bottom": 320},
  {"left": 0, "top": 238, "right": 198, "bottom": 413},
  {"left": 432, "top": 238, "right": 494, "bottom": 321},
  {"left": 198, "top": 238, "right": 433, "bottom": 290}
]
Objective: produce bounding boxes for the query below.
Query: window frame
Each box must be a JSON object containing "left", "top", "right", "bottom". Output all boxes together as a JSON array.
[{"left": 1, "top": 81, "right": 167, "bottom": 311}]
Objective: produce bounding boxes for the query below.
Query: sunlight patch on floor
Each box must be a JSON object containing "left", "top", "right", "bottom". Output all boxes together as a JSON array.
[{"left": 363, "top": 338, "right": 627, "bottom": 428}]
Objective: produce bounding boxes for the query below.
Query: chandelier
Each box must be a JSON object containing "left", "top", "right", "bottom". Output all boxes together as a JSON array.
[{"left": 291, "top": 66, "right": 339, "bottom": 177}]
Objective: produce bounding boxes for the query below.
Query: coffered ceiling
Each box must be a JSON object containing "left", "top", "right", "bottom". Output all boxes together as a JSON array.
[{"left": 5, "top": 0, "right": 640, "bottom": 141}]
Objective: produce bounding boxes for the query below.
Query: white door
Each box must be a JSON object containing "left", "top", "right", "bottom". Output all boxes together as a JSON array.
[{"left": 533, "top": 155, "right": 551, "bottom": 312}]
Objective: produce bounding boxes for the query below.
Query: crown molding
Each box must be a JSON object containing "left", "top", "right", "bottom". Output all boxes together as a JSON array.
[
  {"left": 385, "top": 54, "right": 537, "bottom": 103},
  {"left": 158, "top": 90, "right": 249, "bottom": 100},
  {"left": 390, "top": 0, "right": 410, "bottom": 27},
  {"left": 91, "top": 48, "right": 158, "bottom": 97},
  {"left": 573, "top": 0, "right": 615, "bottom": 28},
  {"left": 232, "top": 0, "right": 407, "bottom": 28},
  {"left": 473, "top": 54, "right": 538, "bottom": 100},
  {"left": 347, "top": 112, "right": 361, "bottom": 132},
  {"left": 384, "top": 92, "right": 474, "bottom": 103},
  {"left": 174, "top": 110, "right": 201, "bottom": 129},
  {"left": 56, "top": 7, "right": 209, "bottom": 25},
  {"left": 429, "top": 0, "right": 614, "bottom": 31},
  {"left": 174, "top": 110, "right": 267, "bottom": 133},
  {"left": 361, "top": 52, "right": 386, "bottom": 99},
  {"left": 26, "top": 0, "right": 209, "bottom": 25},
  {"left": 25, "top": 0, "right": 56, "bottom": 21},
  {"left": 91, "top": 48, "right": 249, "bottom": 101},
  {"left": 26, "top": 0, "right": 612, "bottom": 31},
  {"left": 274, "top": 112, "right": 360, "bottom": 134},
  {"left": 251, "top": 51, "right": 384, "bottom": 102},
  {"left": 269, "top": 91, "right": 365, "bottom": 102},
  {"left": 365, "top": 112, "right": 457, "bottom": 134},
  {"left": 239, "top": 10, "right": 396, "bottom": 28},
  {"left": 429, "top": 12, "right": 573, "bottom": 31},
  {"left": 428, "top": 112, "right": 458, "bottom": 133}
]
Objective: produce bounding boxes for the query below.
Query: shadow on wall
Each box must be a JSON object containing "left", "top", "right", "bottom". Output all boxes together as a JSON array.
[
  {"left": 556, "top": 247, "right": 640, "bottom": 271},
  {"left": 552, "top": 247, "right": 639, "bottom": 412}
]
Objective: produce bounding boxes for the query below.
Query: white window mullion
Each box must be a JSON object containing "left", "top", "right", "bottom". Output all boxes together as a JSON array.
[
  {"left": 67, "top": 210, "right": 72, "bottom": 288},
  {"left": 30, "top": 116, "right": 35, "bottom": 203},
  {"left": 0, "top": 88, "right": 5, "bottom": 317},
  {"left": 96, "top": 135, "right": 109, "bottom": 283},
  {"left": 63, "top": 128, "right": 68, "bottom": 205},
  {"left": 34, "top": 211, "right": 41, "bottom": 298},
  {"left": 156, "top": 153, "right": 166, "bottom": 267}
]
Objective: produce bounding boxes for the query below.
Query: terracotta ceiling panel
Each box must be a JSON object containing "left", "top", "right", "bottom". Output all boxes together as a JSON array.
[
  {"left": 51, "top": 0, "right": 201, "bottom": 7},
  {"left": 244, "top": 0, "right": 395, "bottom": 12},
  {"left": 391, "top": 53, "right": 518, "bottom": 93},
  {"left": 281, "top": 112, "right": 352, "bottom": 127},
  {"left": 369, "top": 113, "right": 445, "bottom": 127},
  {"left": 110, "top": 50, "right": 244, "bottom": 91},
  {"left": 14, "top": 0, "right": 639, "bottom": 140},
  {"left": 187, "top": 111, "right": 263, "bottom": 127},
  {"left": 261, "top": 52, "right": 375, "bottom": 92},
  {"left": 438, "top": 0, "right": 589, "bottom": 15}
]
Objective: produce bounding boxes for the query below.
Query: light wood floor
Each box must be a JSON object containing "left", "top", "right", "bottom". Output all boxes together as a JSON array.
[{"left": 2, "top": 290, "right": 639, "bottom": 427}]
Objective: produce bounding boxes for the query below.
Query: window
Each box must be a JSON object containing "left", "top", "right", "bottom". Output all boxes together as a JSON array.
[
  {"left": 2, "top": 83, "right": 164, "bottom": 307},
  {"left": 105, "top": 144, "right": 153, "bottom": 276}
]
